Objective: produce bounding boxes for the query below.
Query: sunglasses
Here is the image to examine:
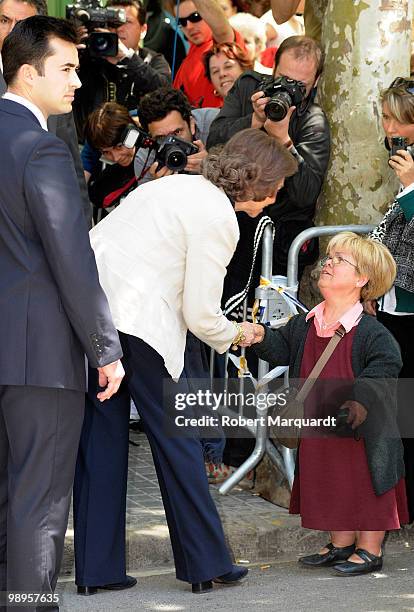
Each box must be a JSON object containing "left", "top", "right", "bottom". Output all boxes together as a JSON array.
[
  {"left": 389, "top": 77, "right": 414, "bottom": 95},
  {"left": 177, "top": 11, "right": 203, "bottom": 27}
]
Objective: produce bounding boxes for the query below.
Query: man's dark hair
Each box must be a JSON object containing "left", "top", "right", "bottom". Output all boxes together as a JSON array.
[
  {"left": 138, "top": 86, "right": 192, "bottom": 131},
  {"left": 2, "top": 16, "right": 79, "bottom": 85},
  {"left": 107, "top": 0, "right": 146, "bottom": 26},
  {"left": 275, "top": 35, "right": 325, "bottom": 80},
  {"left": 0, "top": 0, "right": 48, "bottom": 15}
]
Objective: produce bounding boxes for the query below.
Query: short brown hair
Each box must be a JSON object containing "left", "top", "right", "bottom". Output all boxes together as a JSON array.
[
  {"left": 202, "top": 128, "right": 298, "bottom": 201},
  {"left": 275, "top": 35, "right": 324, "bottom": 80},
  {"left": 203, "top": 42, "right": 254, "bottom": 82},
  {"left": 326, "top": 232, "right": 397, "bottom": 301},
  {"left": 84, "top": 102, "right": 136, "bottom": 150}
]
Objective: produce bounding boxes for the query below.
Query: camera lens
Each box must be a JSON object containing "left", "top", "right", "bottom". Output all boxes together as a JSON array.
[
  {"left": 93, "top": 35, "right": 110, "bottom": 52},
  {"left": 165, "top": 147, "right": 187, "bottom": 171},
  {"left": 265, "top": 91, "right": 292, "bottom": 122}
]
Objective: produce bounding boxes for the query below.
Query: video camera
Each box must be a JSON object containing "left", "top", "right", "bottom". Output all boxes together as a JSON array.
[
  {"left": 258, "top": 76, "right": 307, "bottom": 122},
  {"left": 123, "top": 126, "right": 199, "bottom": 172},
  {"left": 66, "top": 0, "right": 126, "bottom": 57}
]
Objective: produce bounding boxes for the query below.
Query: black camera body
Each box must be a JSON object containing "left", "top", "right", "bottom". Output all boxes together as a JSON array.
[
  {"left": 66, "top": 1, "right": 126, "bottom": 57},
  {"left": 135, "top": 129, "right": 199, "bottom": 172},
  {"left": 258, "top": 76, "right": 307, "bottom": 122},
  {"left": 390, "top": 136, "right": 408, "bottom": 157}
]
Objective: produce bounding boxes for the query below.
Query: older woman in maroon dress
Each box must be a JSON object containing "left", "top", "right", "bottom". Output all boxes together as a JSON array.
[{"left": 240, "top": 231, "right": 408, "bottom": 575}]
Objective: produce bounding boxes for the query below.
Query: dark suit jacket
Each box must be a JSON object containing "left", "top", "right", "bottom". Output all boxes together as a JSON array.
[
  {"left": 0, "top": 70, "right": 92, "bottom": 228},
  {"left": 0, "top": 99, "right": 122, "bottom": 391}
]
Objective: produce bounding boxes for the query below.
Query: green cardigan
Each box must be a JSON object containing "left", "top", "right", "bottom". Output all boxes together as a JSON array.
[{"left": 254, "top": 313, "right": 404, "bottom": 496}]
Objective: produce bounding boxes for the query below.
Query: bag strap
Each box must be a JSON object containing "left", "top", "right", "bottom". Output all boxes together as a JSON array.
[{"left": 296, "top": 325, "right": 346, "bottom": 402}]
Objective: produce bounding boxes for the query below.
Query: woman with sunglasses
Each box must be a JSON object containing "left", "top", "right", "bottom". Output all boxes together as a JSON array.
[
  {"left": 240, "top": 231, "right": 408, "bottom": 575},
  {"left": 369, "top": 77, "right": 414, "bottom": 522}
]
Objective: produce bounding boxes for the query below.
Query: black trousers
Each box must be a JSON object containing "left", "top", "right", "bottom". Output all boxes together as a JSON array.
[
  {"left": 0, "top": 385, "right": 84, "bottom": 612},
  {"left": 378, "top": 311, "right": 414, "bottom": 522},
  {"left": 74, "top": 334, "right": 233, "bottom": 585}
]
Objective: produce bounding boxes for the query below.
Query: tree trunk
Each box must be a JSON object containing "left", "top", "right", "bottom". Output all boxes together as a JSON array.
[{"left": 316, "top": 0, "right": 413, "bottom": 227}]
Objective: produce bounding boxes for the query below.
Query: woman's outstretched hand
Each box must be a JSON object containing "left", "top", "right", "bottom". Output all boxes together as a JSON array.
[{"left": 238, "top": 322, "right": 265, "bottom": 347}]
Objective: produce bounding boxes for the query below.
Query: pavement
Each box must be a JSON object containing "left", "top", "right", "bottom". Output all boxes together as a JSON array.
[
  {"left": 57, "top": 548, "right": 414, "bottom": 611},
  {"left": 61, "top": 428, "right": 414, "bottom": 610}
]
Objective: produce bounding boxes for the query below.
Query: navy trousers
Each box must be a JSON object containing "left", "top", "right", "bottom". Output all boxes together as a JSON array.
[{"left": 74, "top": 334, "right": 232, "bottom": 585}]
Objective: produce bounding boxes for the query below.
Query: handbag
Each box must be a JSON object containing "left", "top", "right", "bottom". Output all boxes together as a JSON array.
[{"left": 269, "top": 325, "right": 346, "bottom": 449}]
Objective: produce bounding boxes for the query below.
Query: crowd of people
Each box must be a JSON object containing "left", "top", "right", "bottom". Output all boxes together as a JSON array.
[{"left": 0, "top": 0, "right": 413, "bottom": 608}]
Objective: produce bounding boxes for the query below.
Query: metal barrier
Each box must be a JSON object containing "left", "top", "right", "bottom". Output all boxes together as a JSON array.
[{"left": 216, "top": 223, "right": 376, "bottom": 495}]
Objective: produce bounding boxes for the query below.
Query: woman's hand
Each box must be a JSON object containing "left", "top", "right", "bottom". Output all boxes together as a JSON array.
[
  {"left": 341, "top": 400, "right": 367, "bottom": 429},
  {"left": 389, "top": 149, "right": 414, "bottom": 188},
  {"left": 237, "top": 322, "right": 265, "bottom": 347}
]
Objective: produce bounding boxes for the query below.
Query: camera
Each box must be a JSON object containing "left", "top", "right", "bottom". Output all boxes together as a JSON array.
[
  {"left": 390, "top": 136, "right": 408, "bottom": 157},
  {"left": 258, "top": 76, "right": 307, "bottom": 122},
  {"left": 134, "top": 128, "right": 199, "bottom": 172},
  {"left": 66, "top": 1, "right": 126, "bottom": 57}
]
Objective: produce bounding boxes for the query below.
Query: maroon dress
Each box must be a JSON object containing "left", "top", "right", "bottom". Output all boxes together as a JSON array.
[{"left": 289, "top": 322, "right": 409, "bottom": 531}]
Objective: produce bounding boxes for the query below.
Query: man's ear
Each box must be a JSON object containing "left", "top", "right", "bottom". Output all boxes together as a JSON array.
[
  {"left": 189, "top": 116, "right": 196, "bottom": 137},
  {"left": 140, "top": 23, "right": 147, "bottom": 40},
  {"left": 19, "top": 63, "right": 39, "bottom": 87}
]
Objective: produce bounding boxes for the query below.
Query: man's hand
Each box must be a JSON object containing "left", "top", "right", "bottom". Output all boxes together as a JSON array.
[
  {"left": 341, "top": 400, "right": 367, "bottom": 430},
  {"left": 251, "top": 91, "right": 269, "bottom": 128},
  {"left": 184, "top": 140, "right": 206, "bottom": 173},
  {"left": 264, "top": 106, "right": 295, "bottom": 146},
  {"left": 97, "top": 359, "right": 125, "bottom": 401},
  {"left": 389, "top": 149, "right": 414, "bottom": 188},
  {"left": 149, "top": 162, "right": 175, "bottom": 179}
]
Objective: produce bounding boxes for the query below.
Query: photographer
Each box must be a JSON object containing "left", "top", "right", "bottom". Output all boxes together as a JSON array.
[
  {"left": 207, "top": 35, "right": 330, "bottom": 277},
  {"left": 134, "top": 86, "right": 218, "bottom": 183},
  {"left": 370, "top": 77, "right": 414, "bottom": 522},
  {"left": 72, "top": 0, "right": 171, "bottom": 139}
]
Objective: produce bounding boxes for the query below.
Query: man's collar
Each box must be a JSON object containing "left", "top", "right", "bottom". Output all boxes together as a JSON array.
[{"left": 2, "top": 92, "right": 48, "bottom": 131}]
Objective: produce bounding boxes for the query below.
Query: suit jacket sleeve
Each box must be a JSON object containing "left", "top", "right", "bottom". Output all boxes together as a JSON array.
[
  {"left": 51, "top": 112, "right": 93, "bottom": 229},
  {"left": 182, "top": 214, "right": 239, "bottom": 353},
  {"left": 24, "top": 135, "right": 122, "bottom": 367}
]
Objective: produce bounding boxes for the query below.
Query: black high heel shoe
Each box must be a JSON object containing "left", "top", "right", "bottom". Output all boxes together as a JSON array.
[
  {"left": 77, "top": 575, "right": 137, "bottom": 595},
  {"left": 299, "top": 543, "right": 355, "bottom": 567},
  {"left": 191, "top": 565, "right": 248, "bottom": 594}
]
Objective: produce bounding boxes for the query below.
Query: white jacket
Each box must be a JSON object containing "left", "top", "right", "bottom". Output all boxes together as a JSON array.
[{"left": 90, "top": 174, "right": 240, "bottom": 379}]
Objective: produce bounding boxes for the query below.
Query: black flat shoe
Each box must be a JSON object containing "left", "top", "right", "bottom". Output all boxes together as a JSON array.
[
  {"left": 77, "top": 575, "right": 137, "bottom": 595},
  {"left": 333, "top": 548, "right": 383, "bottom": 575},
  {"left": 299, "top": 543, "right": 355, "bottom": 567}
]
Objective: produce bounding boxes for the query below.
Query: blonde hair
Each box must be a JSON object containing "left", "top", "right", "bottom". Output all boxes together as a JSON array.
[
  {"left": 326, "top": 232, "right": 396, "bottom": 300},
  {"left": 381, "top": 85, "right": 414, "bottom": 124}
]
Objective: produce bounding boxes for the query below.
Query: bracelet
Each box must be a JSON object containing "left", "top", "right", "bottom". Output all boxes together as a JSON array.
[{"left": 231, "top": 322, "right": 246, "bottom": 350}]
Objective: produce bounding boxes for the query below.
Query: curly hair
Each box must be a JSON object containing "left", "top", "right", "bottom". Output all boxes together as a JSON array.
[
  {"left": 203, "top": 42, "right": 254, "bottom": 82},
  {"left": 202, "top": 128, "right": 298, "bottom": 201},
  {"left": 84, "top": 102, "right": 136, "bottom": 150},
  {"left": 138, "top": 87, "right": 192, "bottom": 132}
]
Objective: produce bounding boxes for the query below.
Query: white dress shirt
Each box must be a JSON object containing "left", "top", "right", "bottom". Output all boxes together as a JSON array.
[{"left": 90, "top": 173, "right": 240, "bottom": 379}]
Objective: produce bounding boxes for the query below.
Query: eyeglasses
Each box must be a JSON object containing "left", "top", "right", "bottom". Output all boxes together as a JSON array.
[
  {"left": 319, "top": 255, "right": 359, "bottom": 270},
  {"left": 177, "top": 11, "right": 203, "bottom": 28},
  {"left": 389, "top": 77, "right": 414, "bottom": 95}
]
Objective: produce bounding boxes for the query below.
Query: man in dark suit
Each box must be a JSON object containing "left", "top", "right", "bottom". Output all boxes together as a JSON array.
[
  {"left": 0, "top": 0, "right": 93, "bottom": 227},
  {"left": 0, "top": 15, "right": 124, "bottom": 609}
]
